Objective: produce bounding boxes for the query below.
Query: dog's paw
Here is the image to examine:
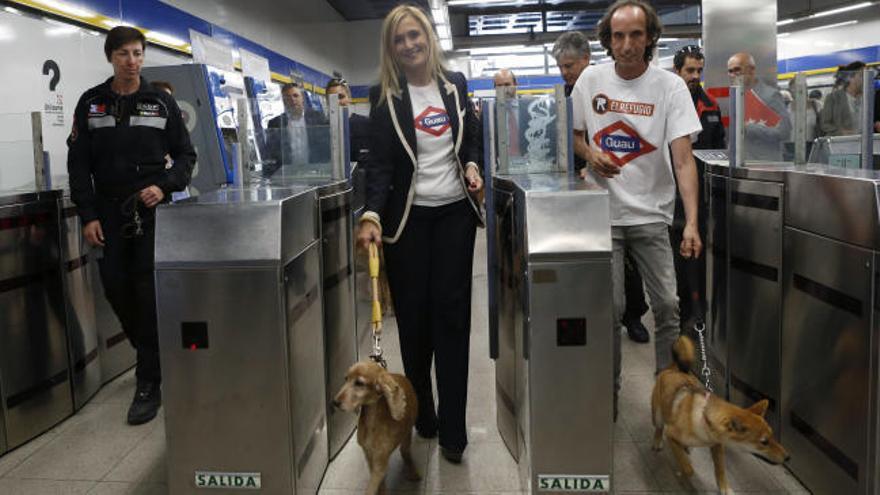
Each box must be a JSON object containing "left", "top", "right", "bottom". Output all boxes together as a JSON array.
[
  {"left": 652, "top": 439, "right": 664, "bottom": 451},
  {"left": 720, "top": 487, "right": 734, "bottom": 495},
  {"left": 675, "top": 466, "right": 695, "bottom": 478}
]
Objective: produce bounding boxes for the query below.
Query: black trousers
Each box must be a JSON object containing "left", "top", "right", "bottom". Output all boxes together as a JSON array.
[
  {"left": 622, "top": 250, "right": 648, "bottom": 323},
  {"left": 97, "top": 198, "right": 161, "bottom": 384},
  {"left": 383, "top": 199, "right": 477, "bottom": 452}
]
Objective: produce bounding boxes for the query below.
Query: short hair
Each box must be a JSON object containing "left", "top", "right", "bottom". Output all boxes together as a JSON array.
[
  {"left": 280, "top": 82, "right": 302, "bottom": 94},
  {"left": 551, "top": 31, "right": 591, "bottom": 61},
  {"left": 597, "top": 0, "right": 663, "bottom": 63},
  {"left": 841, "top": 61, "right": 866, "bottom": 73},
  {"left": 493, "top": 69, "right": 517, "bottom": 86},
  {"left": 673, "top": 46, "right": 703, "bottom": 71},
  {"left": 325, "top": 77, "right": 350, "bottom": 97},
  {"left": 104, "top": 26, "right": 146, "bottom": 61},
  {"left": 150, "top": 81, "right": 174, "bottom": 95},
  {"left": 808, "top": 89, "right": 822, "bottom": 100}
]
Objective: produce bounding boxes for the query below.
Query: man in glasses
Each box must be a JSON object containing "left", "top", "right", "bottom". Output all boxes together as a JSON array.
[
  {"left": 325, "top": 77, "right": 371, "bottom": 165},
  {"left": 671, "top": 45, "right": 721, "bottom": 329}
]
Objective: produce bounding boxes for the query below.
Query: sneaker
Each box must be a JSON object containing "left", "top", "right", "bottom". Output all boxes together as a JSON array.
[
  {"left": 624, "top": 319, "right": 650, "bottom": 343},
  {"left": 440, "top": 446, "right": 463, "bottom": 464},
  {"left": 127, "top": 381, "right": 161, "bottom": 425}
]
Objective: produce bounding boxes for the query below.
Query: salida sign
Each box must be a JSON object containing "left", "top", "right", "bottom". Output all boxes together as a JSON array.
[
  {"left": 537, "top": 474, "right": 610, "bottom": 492},
  {"left": 195, "top": 471, "right": 261, "bottom": 490}
]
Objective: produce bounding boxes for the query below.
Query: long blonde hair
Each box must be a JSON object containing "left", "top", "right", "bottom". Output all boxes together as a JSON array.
[{"left": 378, "top": 5, "right": 447, "bottom": 105}]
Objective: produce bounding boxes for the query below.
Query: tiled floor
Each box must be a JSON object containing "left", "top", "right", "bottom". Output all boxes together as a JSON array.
[{"left": 0, "top": 236, "right": 808, "bottom": 494}]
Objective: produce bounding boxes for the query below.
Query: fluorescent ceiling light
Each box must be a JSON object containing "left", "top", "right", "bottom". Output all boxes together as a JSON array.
[
  {"left": 431, "top": 7, "right": 448, "bottom": 24},
  {"left": 812, "top": 1, "right": 873, "bottom": 18},
  {"left": 776, "top": 18, "right": 795, "bottom": 26},
  {"left": 101, "top": 19, "right": 134, "bottom": 28},
  {"left": 34, "top": 0, "right": 96, "bottom": 18},
  {"left": 146, "top": 30, "right": 187, "bottom": 47},
  {"left": 659, "top": 37, "right": 679, "bottom": 42},
  {"left": 806, "top": 20, "right": 858, "bottom": 31}
]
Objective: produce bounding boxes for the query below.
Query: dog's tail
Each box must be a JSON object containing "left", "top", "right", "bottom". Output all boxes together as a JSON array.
[{"left": 671, "top": 335, "right": 697, "bottom": 373}]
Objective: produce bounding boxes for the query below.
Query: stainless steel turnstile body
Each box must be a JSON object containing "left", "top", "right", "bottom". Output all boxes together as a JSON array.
[
  {"left": 0, "top": 190, "right": 72, "bottom": 453},
  {"left": 59, "top": 196, "right": 102, "bottom": 410},
  {"left": 265, "top": 177, "right": 357, "bottom": 460},
  {"left": 781, "top": 169, "right": 880, "bottom": 495},
  {"left": 705, "top": 162, "right": 790, "bottom": 432},
  {"left": 155, "top": 186, "right": 328, "bottom": 495},
  {"left": 491, "top": 173, "right": 614, "bottom": 493}
]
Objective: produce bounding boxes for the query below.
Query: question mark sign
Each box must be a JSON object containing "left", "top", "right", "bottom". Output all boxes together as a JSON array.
[{"left": 43, "top": 60, "right": 60, "bottom": 92}]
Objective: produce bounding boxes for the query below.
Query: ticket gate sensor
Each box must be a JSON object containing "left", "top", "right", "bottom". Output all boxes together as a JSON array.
[
  {"left": 155, "top": 186, "right": 327, "bottom": 494},
  {"left": 490, "top": 174, "right": 614, "bottom": 493}
]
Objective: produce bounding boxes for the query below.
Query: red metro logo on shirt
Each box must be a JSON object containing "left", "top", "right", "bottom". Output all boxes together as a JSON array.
[
  {"left": 593, "top": 121, "right": 657, "bottom": 167},
  {"left": 414, "top": 106, "right": 450, "bottom": 137}
]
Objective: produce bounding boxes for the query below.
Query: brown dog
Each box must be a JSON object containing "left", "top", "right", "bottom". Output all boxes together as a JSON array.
[
  {"left": 334, "top": 361, "right": 420, "bottom": 495},
  {"left": 651, "top": 336, "right": 790, "bottom": 494}
]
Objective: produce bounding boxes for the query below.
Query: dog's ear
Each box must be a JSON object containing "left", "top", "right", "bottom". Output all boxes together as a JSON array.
[
  {"left": 378, "top": 372, "right": 407, "bottom": 421},
  {"left": 726, "top": 418, "right": 746, "bottom": 433},
  {"left": 748, "top": 399, "right": 769, "bottom": 417}
]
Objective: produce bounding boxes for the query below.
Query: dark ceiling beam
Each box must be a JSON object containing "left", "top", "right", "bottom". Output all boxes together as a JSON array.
[
  {"left": 448, "top": 1, "right": 699, "bottom": 16},
  {"left": 451, "top": 22, "right": 701, "bottom": 50}
]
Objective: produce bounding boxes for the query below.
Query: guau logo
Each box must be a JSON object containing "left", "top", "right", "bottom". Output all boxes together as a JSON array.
[
  {"left": 414, "top": 106, "right": 450, "bottom": 137},
  {"left": 592, "top": 121, "right": 656, "bottom": 167}
]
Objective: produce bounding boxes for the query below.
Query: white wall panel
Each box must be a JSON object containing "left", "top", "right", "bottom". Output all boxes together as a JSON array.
[
  {"left": 161, "top": 0, "right": 350, "bottom": 79},
  {"left": 0, "top": 10, "right": 187, "bottom": 189}
]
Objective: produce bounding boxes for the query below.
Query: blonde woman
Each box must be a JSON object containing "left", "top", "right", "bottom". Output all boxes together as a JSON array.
[{"left": 357, "top": 4, "right": 483, "bottom": 463}]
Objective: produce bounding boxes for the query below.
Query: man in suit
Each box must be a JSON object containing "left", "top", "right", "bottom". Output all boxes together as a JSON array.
[
  {"left": 820, "top": 61, "right": 866, "bottom": 137},
  {"left": 264, "top": 82, "right": 329, "bottom": 177}
]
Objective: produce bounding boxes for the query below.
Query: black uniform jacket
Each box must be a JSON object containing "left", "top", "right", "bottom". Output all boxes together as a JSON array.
[
  {"left": 693, "top": 86, "right": 726, "bottom": 150},
  {"left": 365, "top": 71, "right": 484, "bottom": 243},
  {"left": 67, "top": 76, "right": 196, "bottom": 224}
]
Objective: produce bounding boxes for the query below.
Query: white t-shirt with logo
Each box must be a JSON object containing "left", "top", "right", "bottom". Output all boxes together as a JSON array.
[
  {"left": 408, "top": 83, "right": 465, "bottom": 206},
  {"left": 572, "top": 63, "right": 702, "bottom": 226}
]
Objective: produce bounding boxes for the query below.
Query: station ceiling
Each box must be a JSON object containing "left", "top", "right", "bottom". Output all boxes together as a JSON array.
[{"left": 326, "top": 0, "right": 431, "bottom": 21}]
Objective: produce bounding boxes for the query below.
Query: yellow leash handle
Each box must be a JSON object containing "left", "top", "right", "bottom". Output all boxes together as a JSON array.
[{"left": 368, "top": 242, "right": 382, "bottom": 334}]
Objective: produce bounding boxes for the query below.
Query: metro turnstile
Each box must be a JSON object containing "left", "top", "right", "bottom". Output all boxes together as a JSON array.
[
  {"left": 59, "top": 196, "right": 102, "bottom": 410},
  {"left": 0, "top": 190, "right": 72, "bottom": 454},
  {"left": 781, "top": 169, "right": 880, "bottom": 495},
  {"left": 703, "top": 160, "right": 791, "bottom": 432},
  {"left": 155, "top": 186, "right": 328, "bottom": 495},
  {"left": 262, "top": 177, "right": 357, "bottom": 460},
  {"left": 491, "top": 173, "right": 614, "bottom": 493}
]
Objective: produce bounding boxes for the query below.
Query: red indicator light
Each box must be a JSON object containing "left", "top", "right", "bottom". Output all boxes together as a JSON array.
[{"left": 190, "top": 344, "right": 197, "bottom": 351}]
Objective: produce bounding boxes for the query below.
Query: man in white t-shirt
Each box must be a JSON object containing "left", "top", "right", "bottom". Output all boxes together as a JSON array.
[{"left": 570, "top": 0, "right": 703, "bottom": 417}]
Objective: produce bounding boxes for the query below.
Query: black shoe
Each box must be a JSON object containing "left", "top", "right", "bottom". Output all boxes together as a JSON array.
[
  {"left": 624, "top": 319, "right": 650, "bottom": 343},
  {"left": 127, "top": 381, "right": 161, "bottom": 425},
  {"left": 440, "top": 446, "right": 463, "bottom": 464}
]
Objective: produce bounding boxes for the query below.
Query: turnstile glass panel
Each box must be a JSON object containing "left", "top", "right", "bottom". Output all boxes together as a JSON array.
[
  {"left": 497, "top": 95, "right": 560, "bottom": 174},
  {"left": 741, "top": 80, "right": 792, "bottom": 162}
]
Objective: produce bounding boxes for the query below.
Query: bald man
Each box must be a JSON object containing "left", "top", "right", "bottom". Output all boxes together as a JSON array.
[
  {"left": 727, "top": 52, "right": 791, "bottom": 160},
  {"left": 493, "top": 69, "right": 517, "bottom": 99}
]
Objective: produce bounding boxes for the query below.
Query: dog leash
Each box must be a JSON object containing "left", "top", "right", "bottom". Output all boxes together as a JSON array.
[
  {"left": 368, "top": 242, "right": 387, "bottom": 369},
  {"left": 693, "top": 319, "right": 713, "bottom": 393}
]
